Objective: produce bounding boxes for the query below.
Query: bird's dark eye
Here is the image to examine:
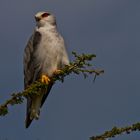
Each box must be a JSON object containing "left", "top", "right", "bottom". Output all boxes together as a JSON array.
[{"left": 41, "top": 13, "right": 50, "bottom": 18}]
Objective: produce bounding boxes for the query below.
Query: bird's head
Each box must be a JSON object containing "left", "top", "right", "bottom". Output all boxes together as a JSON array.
[{"left": 35, "top": 11, "right": 56, "bottom": 28}]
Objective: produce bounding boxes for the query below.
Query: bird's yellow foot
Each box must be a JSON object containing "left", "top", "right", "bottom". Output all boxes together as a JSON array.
[
  {"left": 53, "top": 69, "right": 62, "bottom": 75},
  {"left": 41, "top": 74, "right": 50, "bottom": 84}
]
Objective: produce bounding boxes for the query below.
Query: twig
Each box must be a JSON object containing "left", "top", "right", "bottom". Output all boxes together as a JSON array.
[
  {"left": 0, "top": 52, "right": 104, "bottom": 116},
  {"left": 90, "top": 122, "right": 140, "bottom": 140}
]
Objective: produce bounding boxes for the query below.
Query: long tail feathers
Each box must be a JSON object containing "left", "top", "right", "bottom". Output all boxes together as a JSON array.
[
  {"left": 25, "top": 97, "right": 33, "bottom": 128},
  {"left": 25, "top": 95, "right": 43, "bottom": 128},
  {"left": 25, "top": 83, "right": 53, "bottom": 128}
]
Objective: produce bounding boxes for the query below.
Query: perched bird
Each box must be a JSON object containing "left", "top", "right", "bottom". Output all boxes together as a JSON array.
[{"left": 24, "top": 11, "right": 69, "bottom": 128}]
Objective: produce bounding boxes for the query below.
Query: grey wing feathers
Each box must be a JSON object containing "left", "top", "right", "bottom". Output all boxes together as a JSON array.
[
  {"left": 25, "top": 96, "right": 32, "bottom": 128},
  {"left": 24, "top": 35, "right": 34, "bottom": 88},
  {"left": 24, "top": 31, "right": 41, "bottom": 88},
  {"left": 24, "top": 31, "right": 42, "bottom": 128},
  {"left": 24, "top": 34, "right": 35, "bottom": 128},
  {"left": 41, "top": 83, "right": 53, "bottom": 107}
]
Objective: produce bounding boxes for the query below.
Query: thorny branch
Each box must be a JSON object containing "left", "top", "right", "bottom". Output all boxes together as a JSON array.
[
  {"left": 1, "top": 52, "right": 140, "bottom": 140},
  {"left": 0, "top": 52, "right": 104, "bottom": 116},
  {"left": 90, "top": 122, "right": 140, "bottom": 140}
]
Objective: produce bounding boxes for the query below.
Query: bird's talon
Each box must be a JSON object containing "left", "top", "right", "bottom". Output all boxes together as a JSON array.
[
  {"left": 53, "top": 69, "right": 62, "bottom": 75},
  {"left": 41, "top": 75, "right": 50, "bottom": 84}
]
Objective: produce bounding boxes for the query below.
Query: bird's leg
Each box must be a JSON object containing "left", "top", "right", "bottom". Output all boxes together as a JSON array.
[
  {"left": 41, "top": 74, "right": 50, "bottom": 84},
  {"left": 53, "top": 69, "right": 62, "bottom": 75}
]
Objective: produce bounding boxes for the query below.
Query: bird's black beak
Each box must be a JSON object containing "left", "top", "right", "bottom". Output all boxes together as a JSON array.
[{"left": 35, "top": 16, "right": 41, "bottom": 22}]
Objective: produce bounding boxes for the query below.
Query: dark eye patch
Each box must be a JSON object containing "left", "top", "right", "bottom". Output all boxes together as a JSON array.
[{"left": 41, "top": 13, "right": 50, "bottom": 18}]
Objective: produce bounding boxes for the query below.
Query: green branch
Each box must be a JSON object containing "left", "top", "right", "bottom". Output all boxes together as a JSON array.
[
  {"left": 0, "top": 52, "right": 104, "bottom": 116},
  {"left": 1, "top": 52, "right": 140, "bottom": 140},
  {"left": 90, "top": 122, "right": 140, "bottom": 140}
]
